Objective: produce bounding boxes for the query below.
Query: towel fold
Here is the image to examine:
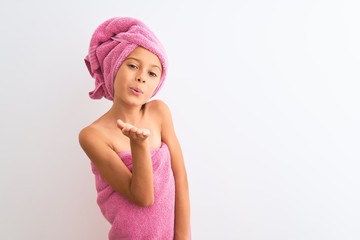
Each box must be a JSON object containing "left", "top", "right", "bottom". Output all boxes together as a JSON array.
[
  {"left": 91, "top": 142, "right": 175, "bottom": 239},
  {"left": 84, "top": 17, "right": 168, "bottom": 101}
]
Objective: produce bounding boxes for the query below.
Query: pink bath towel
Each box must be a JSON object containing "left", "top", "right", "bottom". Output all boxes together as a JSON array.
[{"left": 91, "top": 142, "right": 175, "bottom": 239}]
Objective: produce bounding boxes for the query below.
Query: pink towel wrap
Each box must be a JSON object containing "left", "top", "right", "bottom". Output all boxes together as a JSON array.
[
  {"left": 91, "top": 142, "right": 175, "bottom": 239},
  {"left": 84, "top": 17, "right": 168, "bottom": 101}
]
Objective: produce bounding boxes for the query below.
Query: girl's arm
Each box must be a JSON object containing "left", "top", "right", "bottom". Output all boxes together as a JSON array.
[
  {"left": 79, "top": 123, "right": 154, "bottom": 207},
  {"left": 157, "top": 100, "right": 191, "bottom": 239}
]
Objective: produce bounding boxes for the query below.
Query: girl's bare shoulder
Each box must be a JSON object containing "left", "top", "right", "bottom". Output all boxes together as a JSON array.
[
  {"left": 145, "top": 100, "right": 174, "bottom": 136},
  {"left": 145, "top": 99, "right": 171, "bottom": 117},
  {"left": 79, "top": 124, "right": 102, "bottom": 146},
  {"left": 78, "top": 120, "right": 113, "bottom": 152}
]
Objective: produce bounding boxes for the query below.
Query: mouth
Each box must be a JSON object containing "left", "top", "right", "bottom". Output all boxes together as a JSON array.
[{"left": 130, "top": 87, "right": 144, "bottom": 95}]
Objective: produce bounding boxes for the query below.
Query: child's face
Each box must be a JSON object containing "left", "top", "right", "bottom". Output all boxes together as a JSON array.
[{"left": 113, "top": 47, "right": 162, "bottom": 105}]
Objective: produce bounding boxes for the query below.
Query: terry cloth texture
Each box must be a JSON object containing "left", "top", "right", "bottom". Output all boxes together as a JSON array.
[{"left": 91, "top": 142, "right": 175, "bottom": 239}]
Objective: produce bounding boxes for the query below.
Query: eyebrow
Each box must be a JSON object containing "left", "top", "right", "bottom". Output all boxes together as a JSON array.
[{"left": 125, "top": 57, "right": 162, "bottom": 71}]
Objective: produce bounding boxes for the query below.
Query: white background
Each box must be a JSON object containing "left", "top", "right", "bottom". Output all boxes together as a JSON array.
[{"left": 1, "top": 0, "right": 359, "bottom": 239}]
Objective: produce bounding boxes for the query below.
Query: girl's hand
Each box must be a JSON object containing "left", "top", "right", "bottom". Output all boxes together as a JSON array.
[{"left": 117, "top": 119, "right": 150, "bottom": 142}]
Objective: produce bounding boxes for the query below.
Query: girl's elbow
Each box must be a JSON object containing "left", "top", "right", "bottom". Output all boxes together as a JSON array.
[
  {"left": 117, "top": 187, "right": 155, "bottom": 207},
  {"left": 134, "top": 195, "right": 154, "bottom": 207},
  {"left": 129, "top": 189, "right": 155, "bottom": 207}
]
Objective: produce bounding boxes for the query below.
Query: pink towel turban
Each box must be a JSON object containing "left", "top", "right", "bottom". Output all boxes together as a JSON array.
[{"left": 84, "top": 17, "right": 168, "bottom": 101}]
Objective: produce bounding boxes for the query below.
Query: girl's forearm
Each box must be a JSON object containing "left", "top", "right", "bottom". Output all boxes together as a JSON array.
[
  {"left": 129, "top": 140, "right": 154, "bottom": 206},
  {"left": 174, "top": 177, "right": 191, "bottom": 239}
]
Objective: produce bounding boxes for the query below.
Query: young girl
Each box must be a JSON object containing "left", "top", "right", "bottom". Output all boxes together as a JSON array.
[{"left": 79, "top": 17, "right": 191, "bottom": 239}]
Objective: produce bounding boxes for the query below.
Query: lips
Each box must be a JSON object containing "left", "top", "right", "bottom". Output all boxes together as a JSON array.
[{"left": 130, "top": 87, "right": 144, "bottom": 94}]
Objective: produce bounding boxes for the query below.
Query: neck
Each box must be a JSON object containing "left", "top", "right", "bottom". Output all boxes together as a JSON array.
[{"left": 107, "top": 101, "right": 145, "bottom": 125}]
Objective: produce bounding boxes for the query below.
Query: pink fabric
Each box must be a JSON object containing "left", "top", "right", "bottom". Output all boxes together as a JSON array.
[
  {"left": 91, "top": 142, "right": 175, "bottom": 239},
  {"left": 84, "top": 17, "right": 168, "bottom": 101}
]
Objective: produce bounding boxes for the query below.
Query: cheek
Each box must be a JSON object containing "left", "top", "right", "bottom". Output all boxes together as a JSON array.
[
  {"left": 149, "top": 81, "right": 160, "bottom": 91},
  {"left": 151, "top": 78, "right": 161, "bottom": 87},
  {"left": 143, "top": 82, "right": 158, "bottom": 97}
]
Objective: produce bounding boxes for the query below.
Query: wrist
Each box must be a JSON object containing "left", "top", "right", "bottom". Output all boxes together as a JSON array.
[
  {"left": 174, "top": 230, "right": 191, "bottom": 240},
  {"left": 130, "top": 139, "right": 149, "bottom": 149}
]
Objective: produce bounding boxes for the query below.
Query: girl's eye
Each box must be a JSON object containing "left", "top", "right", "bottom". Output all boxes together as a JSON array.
[
  {"left": 128, "top": 64, "right": 137, "bottom": 69},
  {"left": 149, "top": 72, "right": 157, "bottom": 77}
]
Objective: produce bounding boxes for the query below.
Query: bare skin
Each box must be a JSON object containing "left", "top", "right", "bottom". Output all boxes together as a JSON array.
[{"left": 79, "top": 47, "right": 190, "bottom": 239}]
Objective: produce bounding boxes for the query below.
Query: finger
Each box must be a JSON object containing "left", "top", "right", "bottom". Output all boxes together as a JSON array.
[
  {"left": 130, "top": 126, "right": 138, "bottom": 132},
  {"left": 121, "top": 124, "right": 133, "bottom": 135},
  {"left": 122, "top": 123, "right": 134, "bottom": 131},
  {"left": 136, "top": 129, "right": 144, "bottom": 136},
  {"left": 129, "top": 128, "right": 140, "bottom": 140},
  {"left": 142, "top": 129, "right": 150, "bottom": 137},
  {"left": 116, "top": 119, "right": 125, "bottom": 129},
  {"left": 122, "top": 128, "right": 133, "bottom": 137},
  {"left": 134, "top": 127, "right": 148, "bottom": 135},
  {"left": 133, "top": 129, "right": 149, "bottom": 139}
]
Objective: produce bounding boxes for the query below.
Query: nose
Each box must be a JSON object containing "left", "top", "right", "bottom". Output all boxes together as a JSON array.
[
  {"left": 136, "top": 72, "right": 146, "bottom": 83},
  {"left": 137, "top": 77, "right": 145, "bottom": 83}
]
